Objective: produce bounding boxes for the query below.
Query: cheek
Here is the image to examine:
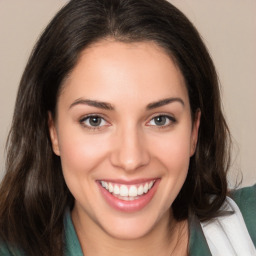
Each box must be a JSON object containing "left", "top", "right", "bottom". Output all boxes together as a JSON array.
[
  {"left": 57, "top": 128, "right": 111, "bottom": 178},
  {"left": 150, "top": 129, "right": 192, "bottom": 206},
  {"left": 150, "top": 129, "right": 192, "bottom": 171},
  {"left": 57, "top": 130, "right": 113, "bottom": 206}
]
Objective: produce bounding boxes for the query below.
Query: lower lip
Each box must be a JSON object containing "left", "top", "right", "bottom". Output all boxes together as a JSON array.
[{"left": 97, "top": 179, "right": 160, "bottom": 213}]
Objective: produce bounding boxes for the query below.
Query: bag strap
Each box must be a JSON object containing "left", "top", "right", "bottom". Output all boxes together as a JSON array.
[{"left": 200, "top": 197, "right": 256, "bottom": 256}]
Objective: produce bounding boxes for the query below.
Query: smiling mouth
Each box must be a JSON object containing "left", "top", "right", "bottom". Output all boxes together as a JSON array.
[{"left": 99, "top": 180, "right": 156, "bottom": 201}]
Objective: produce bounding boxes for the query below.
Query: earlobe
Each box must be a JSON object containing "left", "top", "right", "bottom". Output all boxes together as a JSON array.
[
  {"left": 190, "top": 109, "right": 201, "bottom": 156},
  {"left": 48, "top": 112, "right": 60, "bottom": 156}
]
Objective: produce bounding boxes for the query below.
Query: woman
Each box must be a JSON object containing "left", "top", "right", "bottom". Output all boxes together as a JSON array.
[{"left": 0, "top": 0, "right": 255, "bottom": 255}]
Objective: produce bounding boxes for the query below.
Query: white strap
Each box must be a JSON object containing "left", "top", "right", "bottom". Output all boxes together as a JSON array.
[{"left": 200, "top": 197, "right": 256, "bottom": 256}]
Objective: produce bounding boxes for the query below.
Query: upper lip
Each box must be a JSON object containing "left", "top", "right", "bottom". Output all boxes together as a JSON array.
[{"left": 97, "top": 178, "right": 159, "bottom": 185}]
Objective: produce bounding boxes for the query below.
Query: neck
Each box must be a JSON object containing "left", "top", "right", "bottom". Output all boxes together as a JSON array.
[{"left": 72, "top": 208, "right": 189, "bottom": 256}]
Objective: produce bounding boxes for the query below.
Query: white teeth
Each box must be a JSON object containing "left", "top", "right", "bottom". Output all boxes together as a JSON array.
[
  {"left": 116, "top": 195, "right": 139, "bottom": 201},
  {"left": 120, "top": 185, "right": 129, "bottom": 196},
  {"left": 100, "top": 180, "right": 156, "bottom": 199},
  {"left": 129, "top": 186, "right": 137, "bottom": 197},
  {"left": 137, "top": 185, "right": 144, "bottom": 195},
  {"left": 109, "top": 183, "right": 114, "bottom": 193},
  {"left": 101, "top": 181, "right": 106, "bottom": 188},
  {"left": 143, "top": 183, "right": 149, "bottom": 193},
  {"left": 113, "top": 185, "right": 120, "bottom": 195}
]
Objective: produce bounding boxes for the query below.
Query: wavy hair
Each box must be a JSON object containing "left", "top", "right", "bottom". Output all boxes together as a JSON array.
[{"left": 0, "top": 0, "right": 230, "bottom": 255}]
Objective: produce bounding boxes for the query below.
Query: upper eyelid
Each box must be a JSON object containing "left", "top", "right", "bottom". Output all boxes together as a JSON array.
[
  {"left": 147, "top": 113, "right": 176, "bottom": 121},
  {"left": 78, "top": 113, "right": 176, "bottom": 126},
  {"left": 79, "top": 115, "right": 109, "bottom": 130},
  {"left": 79, "top": 113, "right": 108, "bottom": 121},
  {"left": 146, "top": 114, "right": 177, "bottom": 126},
  {"left": 79, "top": 114, "right": 110, "bottom": 127}
]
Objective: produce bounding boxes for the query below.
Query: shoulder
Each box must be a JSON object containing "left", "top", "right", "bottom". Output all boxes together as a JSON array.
[
  {"left": 231, "top": 184, "right": 256, "bottom": 201},
  {"left": 231, "top": 184, "right": 256, "bottom": 215},
  {"left": 230, "top": 184, "right": 256, "bottom": 245}
]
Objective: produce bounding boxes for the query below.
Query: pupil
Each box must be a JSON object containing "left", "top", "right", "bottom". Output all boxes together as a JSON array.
[
  {"left": 89, "top": 117, "right": 101, "bottom": 126},
  {"left": 155, "top": 116, "right": 166, "bottom": 126}
]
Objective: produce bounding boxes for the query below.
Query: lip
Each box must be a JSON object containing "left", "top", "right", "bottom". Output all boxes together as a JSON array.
[
  {"left": 97, "top": 178, "right": 160, "bottom": 212},
  {"left": 98, "top": 178, "right": 156, "bottom": 185}
]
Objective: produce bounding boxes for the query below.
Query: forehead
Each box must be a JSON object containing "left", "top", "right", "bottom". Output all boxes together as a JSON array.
[{"left": 59, "top": 40, "right": 189, "bottom": 108}]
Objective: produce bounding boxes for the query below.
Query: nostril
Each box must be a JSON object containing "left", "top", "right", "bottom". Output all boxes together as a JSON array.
[{"left": 110, "top": 147, "right": 150, "bottom": 171}]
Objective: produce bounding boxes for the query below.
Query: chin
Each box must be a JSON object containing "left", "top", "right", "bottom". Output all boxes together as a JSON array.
[
  {"left": 98, "top": 207, "right": 170, "bottom": 241},
  {"left": 102, "top": 219, "right": 155, "bottom": 240}
]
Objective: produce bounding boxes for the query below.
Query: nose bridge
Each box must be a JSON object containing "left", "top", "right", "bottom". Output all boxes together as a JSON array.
[{"left": 110, "top": 123, "right": 150, "bottom": 171}]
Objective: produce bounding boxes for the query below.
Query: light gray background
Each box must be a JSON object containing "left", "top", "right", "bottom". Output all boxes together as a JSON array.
[{"left": 0, "top": 0, "right": 255, "bottom": 187}]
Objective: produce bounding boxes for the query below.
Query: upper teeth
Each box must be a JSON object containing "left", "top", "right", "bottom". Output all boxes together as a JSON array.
[{"left": 100, "top": 180, "right": 155, "bottom": 197}]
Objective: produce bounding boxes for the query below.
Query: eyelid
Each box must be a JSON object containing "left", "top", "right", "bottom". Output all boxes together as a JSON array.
[
  {"left": 79, "top": 114, "right": 110, "bottom": 130},
  {"left": 145, "top": 113, "right": 177, "bottom": 127}
]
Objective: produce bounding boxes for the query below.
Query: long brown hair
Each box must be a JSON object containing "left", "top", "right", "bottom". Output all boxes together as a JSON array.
[{"left": 0, "top": 0, "right": 230, "bottom": 255}]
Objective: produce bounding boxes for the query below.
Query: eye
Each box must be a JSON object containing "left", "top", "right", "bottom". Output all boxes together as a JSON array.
[
  {"left": 80, "top": 115, "right": 108, "bottom": 129},
  {"left": 147, "top": 115, "right": 176, "bottom": 127}
]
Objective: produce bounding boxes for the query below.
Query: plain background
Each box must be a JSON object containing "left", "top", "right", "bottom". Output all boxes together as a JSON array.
[{"left": 0, "top": 0, "right": 255, "bottom": 187}]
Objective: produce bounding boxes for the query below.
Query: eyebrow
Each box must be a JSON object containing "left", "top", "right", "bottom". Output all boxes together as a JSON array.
[
  {"left": 69, "top": 99, "right": 114, "bottom": 110},
  {"left": 146, "top": 97, "right": 184, "bottom": 110},
  {"left": 69, "top": 97, "right": 184, "bottom": 111}
]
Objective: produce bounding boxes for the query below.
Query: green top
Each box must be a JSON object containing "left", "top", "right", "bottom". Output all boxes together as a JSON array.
[{"left": 1, "top": 185, "right": 256, "bottom": 256}]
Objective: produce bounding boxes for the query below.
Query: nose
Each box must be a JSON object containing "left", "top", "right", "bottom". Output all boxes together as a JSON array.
[{"left": 110, "top": 126, "right": 150, "bottom": 172}]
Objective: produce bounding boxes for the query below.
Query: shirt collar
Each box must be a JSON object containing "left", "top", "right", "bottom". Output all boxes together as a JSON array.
[
  {"left": 64, "top": 210, "right": 83, "bottom": 256},
  {"left": 188, "top": 213, "right": 212, "bottom": 256}
]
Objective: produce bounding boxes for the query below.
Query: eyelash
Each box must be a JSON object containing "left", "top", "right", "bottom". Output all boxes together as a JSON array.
[
  {"left": 146, "top": 114, "right": 176, "bottom": 128},
  {"left": 79, "top": 114, "right": 108, "bottom": 130},
  {"left": 79, "top": 114, "right": 176, "bottom": 130}
]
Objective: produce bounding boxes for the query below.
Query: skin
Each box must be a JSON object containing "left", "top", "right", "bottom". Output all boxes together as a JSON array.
[{"left": 49, "top": 39, "right": 200, "bottom": 256}]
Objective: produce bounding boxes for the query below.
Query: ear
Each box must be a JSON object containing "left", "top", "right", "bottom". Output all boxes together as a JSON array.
[
  {"left": 190, "top": 109, "right": 201, "bottom": 156},
  {"left": 48, "top": 112, "right": 60, "bottom": 156}
]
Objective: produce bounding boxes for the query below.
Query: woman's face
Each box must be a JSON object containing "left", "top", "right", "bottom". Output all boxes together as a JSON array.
[{"left": 49, "top": 40, "right": 200, "bottom": 240}]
